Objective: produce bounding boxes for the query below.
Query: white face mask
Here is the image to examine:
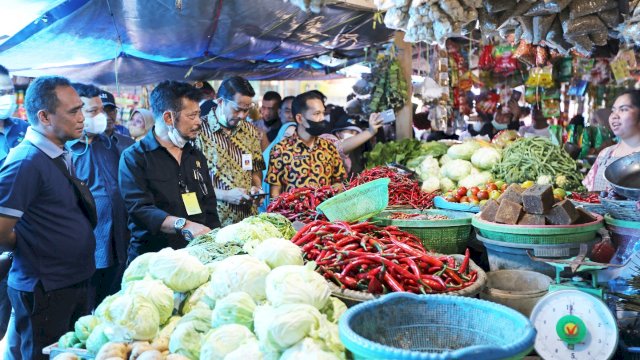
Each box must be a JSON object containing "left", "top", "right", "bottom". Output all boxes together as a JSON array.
[
  {"left": 341, "top": 133, "right": 355, "bottom": 140},
  {"left": 84, "top": 112, "right": 108, "bottom": 134},
  {"left": 492, "top": 120, "right": 509, "bottom": 130},
  {"left": 0, "top": 94, "right": 17, "bottom": 119},
  {"left": 167, "top": 112, "right": 188, "bottom": 148}
]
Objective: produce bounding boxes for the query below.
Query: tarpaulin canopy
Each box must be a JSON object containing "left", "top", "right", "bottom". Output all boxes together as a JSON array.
[{"left": 0, "top": 0, "right": 393, "bottom": 85}]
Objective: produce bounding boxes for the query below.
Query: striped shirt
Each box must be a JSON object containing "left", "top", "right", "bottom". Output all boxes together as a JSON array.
[{"left": 195, "top": 119, "right": 265, "bottom": 226}]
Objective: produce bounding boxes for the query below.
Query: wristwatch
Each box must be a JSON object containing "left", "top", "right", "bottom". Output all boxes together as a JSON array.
[{"left": 173, "top": 218, "right": 187, "bottom": 235}]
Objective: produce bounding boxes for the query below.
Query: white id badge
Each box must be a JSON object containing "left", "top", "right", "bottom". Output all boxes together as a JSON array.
[{"left": 241, "top": 153, "right": 253, "bottom": 171}]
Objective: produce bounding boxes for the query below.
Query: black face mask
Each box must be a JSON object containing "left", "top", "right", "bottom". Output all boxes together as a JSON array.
[
  {"left": 305, "top": 119, "right": 330, "bottom": 136},
  {"left": 265, "top": 117, "right": 279, "bottom": 127}
]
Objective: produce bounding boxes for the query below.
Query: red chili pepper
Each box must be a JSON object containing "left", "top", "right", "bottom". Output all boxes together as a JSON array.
[
  {"left": 383, "top": 271, "right": 405, "bottom": 292},
  {"left": 444, "top": 268, "right": 463, "bottom": 285},
  {"left": 459, "top": 248, "right": 470, "bottom": 274}
]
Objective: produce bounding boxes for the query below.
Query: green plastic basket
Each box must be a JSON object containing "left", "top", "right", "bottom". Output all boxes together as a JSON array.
[
  {"left": 371, "top": 209, "right": 473, "bottom": 254},
  {"left": 472, "top": 214, "right": 604, "bottom": 245},
  {"left": 317, "top": 178, "right": 389, "bottom": 222}
]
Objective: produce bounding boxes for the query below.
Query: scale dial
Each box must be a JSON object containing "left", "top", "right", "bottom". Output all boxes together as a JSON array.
[{"left": 530, "top": 289, "right": 618, "bottom": 360}]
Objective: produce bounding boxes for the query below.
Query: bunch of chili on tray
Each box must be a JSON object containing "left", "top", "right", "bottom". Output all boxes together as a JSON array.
[
  {"left": 388, "top": 212, "right": 449, "bottom": 220},
  {"left": 568, "top": 192, "right": 601, "bottom": 204},
  {"left": 349, "top": 166, "right": 437, "bottom": 209},
  {"left": 267, "top": 185, "right": 344, "bottom": 222},
  {"left": 292, "top": 220, "right": 476, "bottom": 294}
]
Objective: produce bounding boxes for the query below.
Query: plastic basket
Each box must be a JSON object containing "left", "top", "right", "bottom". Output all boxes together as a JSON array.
[
  {"left": 328, "top": 253, "right": 487, "bottom": 307},
  {"left": 371, "top": 209, "right": 473, "bottom": 254},
  {"left": 316, "top": 178, "right": 389, "bottom": 222},
  {"left": 339, "top": 292, "right": 536, "bottom": 360},
  {"left": 434, "top": 196, "right": 480, "bottom": 213},
  {"left": 472, "top": 214, "right": 603, "bottom": 245},
  {"left": 601, "top": 197, "right": 640, "bottom": 222},
  {"left": 570, "top": 200, "right": 607, "bottom": 216}
]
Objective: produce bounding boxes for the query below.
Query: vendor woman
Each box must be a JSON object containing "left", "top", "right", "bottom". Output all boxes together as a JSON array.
[{"left": 584, "top": 89, "right": 640, "bottom": 191}]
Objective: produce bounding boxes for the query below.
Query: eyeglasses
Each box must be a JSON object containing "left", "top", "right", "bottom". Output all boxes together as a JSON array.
[
  {"left": 223, "top": 98, "right": 255, "bottom": 114},
  {"left": 0, "top": 88, "right": 15, "bottom": 97}
]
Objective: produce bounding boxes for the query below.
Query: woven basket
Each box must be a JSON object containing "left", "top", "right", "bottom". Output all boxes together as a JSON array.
[
  {"left": 317, "top": 178, "right": 389, "bottom": 222},
  {"left": 339, "top": 293, "right": 535, "bottom": 360},
  {"left": 601, "top": 197, "right": 640, "bottom": 222},
  {"left": 328, "top": 254, "right": 486, "bottom": 308},
  {"left": 472, "top": 214, "right": 604, "bottom": 245},
  {"left": 570, "top": 200, "right": 607, "bottom": 216},
  {"left": 371, "top": 209, "right": 473, "bottom": 254}
]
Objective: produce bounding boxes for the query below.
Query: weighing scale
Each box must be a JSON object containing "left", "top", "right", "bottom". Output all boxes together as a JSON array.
[{"left": 528, "top": 245, "right": 623, "bottom": 360}]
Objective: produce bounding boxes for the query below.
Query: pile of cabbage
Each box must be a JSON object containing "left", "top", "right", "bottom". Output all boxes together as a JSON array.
[
  {"left": 407, "top": 139, "right": 502, "bottom": 193},
  {"left": 58, "top": 216, "right": 346, "bottom": 359}
]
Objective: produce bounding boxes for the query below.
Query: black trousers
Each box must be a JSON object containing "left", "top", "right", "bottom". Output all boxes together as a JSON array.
[
  {"left": 7, "top": 280, "right": 90, "bottom": 360},
  {"left": 88, "top": 262, "right": 125, "bottom": 310}
]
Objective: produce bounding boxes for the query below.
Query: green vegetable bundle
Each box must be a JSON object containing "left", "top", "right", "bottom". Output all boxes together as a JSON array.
[
  {"left": 365, "top": 139, "right": 448, "bottom": 168},
  {"left": 492, "top": 137, "right": 584, "bottom": 191},
  {"left": 369, "top": 54, "right": 407, "bottom": 112}
]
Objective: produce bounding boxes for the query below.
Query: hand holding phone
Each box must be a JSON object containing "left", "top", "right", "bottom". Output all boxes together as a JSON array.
[{"left": 380, "top": 109, "right": 396, "bottom": 124}]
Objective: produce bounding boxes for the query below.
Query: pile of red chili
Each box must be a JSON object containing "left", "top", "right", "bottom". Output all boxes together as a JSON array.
[
  {"left": 267, "top": 185, "right": 344, "bottom": 222},
  {"left": 388, "top": 212, "right": 449, "bottom": 220},
  {"left": 349, "top": 166, "right": 437, "bottom": 209},
  {"left": 568, "top": 192, "right": 601, "bottom": 204},
  {"left": 292, "top": 220, "right": 476, "bottom": 294}
]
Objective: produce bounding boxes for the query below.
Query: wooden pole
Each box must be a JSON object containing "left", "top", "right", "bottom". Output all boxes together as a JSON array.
[{"left": 394, "top": 31, "right": 413, "bottom": 140}]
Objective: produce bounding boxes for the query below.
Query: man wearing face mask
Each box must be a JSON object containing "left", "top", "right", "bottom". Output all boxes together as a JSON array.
[
  {"left": 266, "top": 91, "right": 346, "bottom": 198},
  {"left": 0, "top": 64, "right": 28, "bottom": 347},
  {"left": 119, "top": 81, "right": 220, "bottom": 262},
  {"left": 69, "top": 83, "right": 129, "bottom": 309},
  {"left": 195, "top": 76, "right": 265, "bottom": 226}
]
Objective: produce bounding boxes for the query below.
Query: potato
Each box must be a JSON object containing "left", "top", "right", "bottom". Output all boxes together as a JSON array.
[
  {"left": 130, "top": 341, "right": 154, "bottom": 360},
  {"left": 136, "top": 350, "right": 164, "bottom": 360},
  {"left": 96, "top": 342, "right": 129, "bottom": 360}
]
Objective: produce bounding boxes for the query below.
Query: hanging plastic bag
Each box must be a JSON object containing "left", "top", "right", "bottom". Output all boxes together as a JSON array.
[
  {"left": 569, "top": 0, "right": 617, "bottom": 19},
  {"left": 478, "top": 45, "right": 495, "bottom": 71},
  {"left": 493, "top": 45, "right": 518, "bottom": 76}
]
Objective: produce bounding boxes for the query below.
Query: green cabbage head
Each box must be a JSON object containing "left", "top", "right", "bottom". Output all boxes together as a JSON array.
[
  {"left": 211, "top": 291, "right": 256, "bottom": 330},
  {"left": 199, "top": 324, "right": 256, "bottom": 360}
]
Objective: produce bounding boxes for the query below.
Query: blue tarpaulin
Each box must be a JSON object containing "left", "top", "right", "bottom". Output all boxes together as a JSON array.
[{"left": 0, "top": 0, "right": 393, "bottom": 84}]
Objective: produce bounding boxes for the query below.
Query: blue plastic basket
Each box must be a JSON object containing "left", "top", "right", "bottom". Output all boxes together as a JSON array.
[
  {"left": 434, "top": 196, "right": 480, "bottom": 213},
  {"left": 339, "top": 293, "right": 536, "bottom": 360}
]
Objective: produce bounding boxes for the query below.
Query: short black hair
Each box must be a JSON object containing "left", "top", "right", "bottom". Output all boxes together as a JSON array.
[
  {"left": 0, "top": 65, "right": 9, "bottom": 77},
  {"left": 309, "top": 90, "right": 327, "bottom": 103},
  {"left": 217, "top": 76, "right": 255, "bottom": 101},
  {"left": 619, "top": 89, "right": 640, "bottom": 109},
  {"left": 292, "top": 91, "right": 325, "bottom": 118},
  {"left": 263, "top": 91, "right": 282, "bottom": 104},
  {"left": 280, "top": 96, "right": 294, "bottom": 110},
  {"left": 150, "top": 80, "right": 202, "bottom": 118},
  {"left": 24, "top": 76, "right": 72, "bottom": 126},
  {"left": 71, "top": 83, "right": 102, "bottom": 98}
]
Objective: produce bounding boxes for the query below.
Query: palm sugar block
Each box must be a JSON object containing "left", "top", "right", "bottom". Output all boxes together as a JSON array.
[
  {"left": 518, "top": 213, "right": 546, "bottom": 226},
  {"left": 498, "top": 184, "right": 524, "bottom": 205},
  {"left": 522, "top": 184, "right": 554, "bottom": 215},
  {"left": 575, "top": 207, "right": 597, "bottom": 224},
  {"left": 480, "top": 199, "right": 500, "bottom": 222},
  {"left": 546, "top": 200, "right": 579, "bottom": 225},
  {"left": 495, "top": 199, "right": 523, "bottom": 225}
]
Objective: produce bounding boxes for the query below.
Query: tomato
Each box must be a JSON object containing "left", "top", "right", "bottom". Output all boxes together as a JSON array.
[
  {"left": 490, "top": 190, "right": 501, "bottom": 200},
  {"left": 457, "top": 187, "right": 468, "bottom": 197},
  {"left": 470, "top": 187, "right": 480, "bottom": 196},
  {"left": 479, "top": 199, "right": 488, "bottom": 206},
  {"left": 477, "top": 190, "right": 489, "bottom": 200},
  {"left": 469, "top": 198, "right": 480, "bottom": 205},
  {"left": 454, "top": 194, "right": 462, "bottom": 202},
  {"left": 486, "top": 183, "right": 498, "bottom": 191},
  {"left": 469, "top": 195, "right": 479, "bottom": 202},
  {"left": 494, "top": 180, "right": 505, "bottom": 189},
  {"left": 553, "top": 188, "right": 566, "bottom": 200},
  {"left": 460, "top": 196, "right": 469, "bottom": 203},
  {"left": 445, "top": 195, "right": 458, "bottom": 203}
]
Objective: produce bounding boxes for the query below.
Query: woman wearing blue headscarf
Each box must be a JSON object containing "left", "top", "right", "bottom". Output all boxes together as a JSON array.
[{"left": 259, "top": 122, "right": 297, "bottom": 212}]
